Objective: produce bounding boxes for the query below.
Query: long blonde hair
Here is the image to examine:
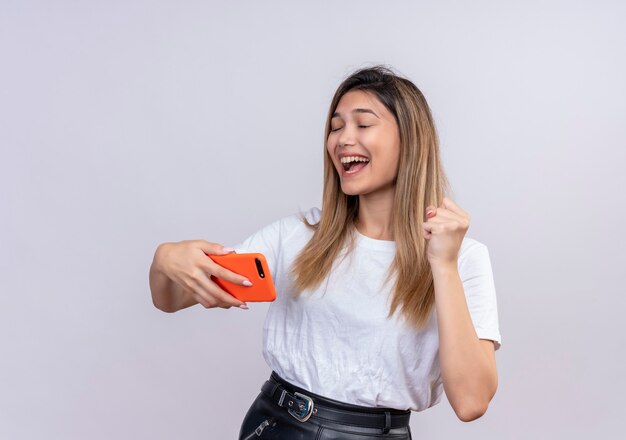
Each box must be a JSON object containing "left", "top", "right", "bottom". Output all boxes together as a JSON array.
[{"left": 289, "top": 65, "right": 452, "bottom": 330}]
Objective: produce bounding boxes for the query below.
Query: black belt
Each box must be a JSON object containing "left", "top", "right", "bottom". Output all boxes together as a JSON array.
[{"left": 260, "top": 372, "right": 411, "bottom": 434}]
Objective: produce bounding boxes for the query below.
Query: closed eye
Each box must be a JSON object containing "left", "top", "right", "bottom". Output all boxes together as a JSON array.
[{"left": 330, "top": 125, "right": 371, "bottom": 132}]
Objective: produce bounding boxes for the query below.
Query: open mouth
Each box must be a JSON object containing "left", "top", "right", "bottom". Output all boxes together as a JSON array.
[{"left": 340, "top": 156, "right": 370, "bottom": 174}]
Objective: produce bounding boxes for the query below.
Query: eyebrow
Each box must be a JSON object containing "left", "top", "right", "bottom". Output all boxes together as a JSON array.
[{"left": 331, "top": 108, "right": 380, "bottom": 119}]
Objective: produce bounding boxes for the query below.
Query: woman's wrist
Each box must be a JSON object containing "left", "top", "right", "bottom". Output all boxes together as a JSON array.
[
  {"left": 428, "top": 260, "right": 458, "bottom": 277},
  {"left": 153, "top": 242, "right": 173, "bottom": 275}
]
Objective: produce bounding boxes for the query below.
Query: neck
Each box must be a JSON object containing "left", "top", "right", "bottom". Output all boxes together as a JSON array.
[{"left": 354, "top": 186, "right": 395, "bottom": 241}]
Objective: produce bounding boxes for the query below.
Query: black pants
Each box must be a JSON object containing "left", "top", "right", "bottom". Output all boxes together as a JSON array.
[{"left": 238, "top": 371, "right": 412, "bottom": 439}]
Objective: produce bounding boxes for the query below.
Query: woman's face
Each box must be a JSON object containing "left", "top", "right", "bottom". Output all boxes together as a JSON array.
[{"left": 326, "top": 89, "right": 401, "bottom": 197}]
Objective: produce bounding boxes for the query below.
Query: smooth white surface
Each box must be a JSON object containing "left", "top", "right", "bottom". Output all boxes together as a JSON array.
[{"left": 1, "top": 1, "right": 625, "bottom": 439}]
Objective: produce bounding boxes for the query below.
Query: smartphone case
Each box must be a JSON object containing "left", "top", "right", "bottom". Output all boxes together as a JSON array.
[{"left": 207, "top": 252, "right": 277, "bottom": 302}]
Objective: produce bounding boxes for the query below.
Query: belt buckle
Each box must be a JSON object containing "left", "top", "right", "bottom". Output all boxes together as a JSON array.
[{"left": 287, "top": 392, "right": 314, "bottom": 422}]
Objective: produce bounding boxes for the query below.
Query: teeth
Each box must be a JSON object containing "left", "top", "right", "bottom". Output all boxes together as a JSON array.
[{"left": 340, "top": 156, "right": 370, "bottom": 164}]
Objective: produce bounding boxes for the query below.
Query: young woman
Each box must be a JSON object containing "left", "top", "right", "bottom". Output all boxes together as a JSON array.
[{"left": 149, "top": 65, "right": 501, "bottom": 439}]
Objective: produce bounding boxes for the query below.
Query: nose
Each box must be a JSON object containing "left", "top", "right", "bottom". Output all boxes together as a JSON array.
[{"left": 336, "top": 124, "right": 356, "bottom": 149}]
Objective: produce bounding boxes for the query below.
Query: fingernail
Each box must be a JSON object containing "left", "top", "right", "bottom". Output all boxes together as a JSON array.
[
  {"left": 222, "top": 247, "right": 235, "bottom": 253},
  {"left": 242, "top": 279, "right": 253, "bottom": 287},
  {"left": 239, "top": 304, "right": 249, "bottom": 309}
]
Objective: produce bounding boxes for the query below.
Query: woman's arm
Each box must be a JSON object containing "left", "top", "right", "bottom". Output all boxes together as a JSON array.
[
  {"left": 422, "top": 197, "right": 499, "bottom": 422},
  {"left": 150, "top": 243, "right": 199, "bottom": 313},
  {"left": 432, "top": 262, "right": 498, "bottom": 422}
]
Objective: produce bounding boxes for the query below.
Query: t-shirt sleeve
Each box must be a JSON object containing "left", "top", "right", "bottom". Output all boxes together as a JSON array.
[
  {"left": 225, "top": 217, "right": 283, "bottom": 280},
  {"left": 224, "top": 207, "right": 317, "bottom": 281},
  {"left": 458, "top": 242, "right": 502, "bottom": 351}
]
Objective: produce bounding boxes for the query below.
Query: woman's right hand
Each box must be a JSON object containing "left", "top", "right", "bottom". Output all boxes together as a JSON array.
[{"left": 155, "top": 240, "right": 251, "bottom": 309}]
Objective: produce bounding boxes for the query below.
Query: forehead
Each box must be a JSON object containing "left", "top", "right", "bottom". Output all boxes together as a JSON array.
[{"left": 333, "top": 90, "right": 388, "bottom": 118}]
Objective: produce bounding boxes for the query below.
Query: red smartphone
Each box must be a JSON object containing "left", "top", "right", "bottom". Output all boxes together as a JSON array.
[{"left": 207, "top": 252, "right": 277, "bottom": 302}]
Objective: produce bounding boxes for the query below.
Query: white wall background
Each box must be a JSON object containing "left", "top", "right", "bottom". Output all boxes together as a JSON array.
[{"left": 1, "top": 1, "right": 625, "bottom": 439}]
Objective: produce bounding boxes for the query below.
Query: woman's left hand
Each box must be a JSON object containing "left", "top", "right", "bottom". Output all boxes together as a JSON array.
[{"left": 422, "top": 197, "right": 471, "bottom": 267}]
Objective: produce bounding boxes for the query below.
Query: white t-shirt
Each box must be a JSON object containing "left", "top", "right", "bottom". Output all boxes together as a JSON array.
[{"left": 230, "top": 206, "right": 501, "bottom": 412}]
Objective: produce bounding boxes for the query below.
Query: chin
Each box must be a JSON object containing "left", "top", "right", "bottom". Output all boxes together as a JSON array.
[
  {"left": 340, "top": 184, "right": 367, "bottom": 197},
  {"left": 340, "top": 180, "right": 394, "bottom": 198}
]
